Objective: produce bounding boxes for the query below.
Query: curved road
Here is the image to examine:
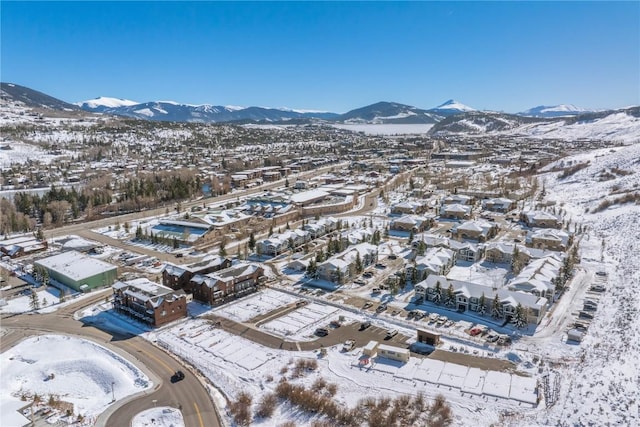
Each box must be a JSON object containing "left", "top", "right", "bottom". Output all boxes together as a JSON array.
[{"left": 1, "top": 293, "right": 220, "bottom": 427}]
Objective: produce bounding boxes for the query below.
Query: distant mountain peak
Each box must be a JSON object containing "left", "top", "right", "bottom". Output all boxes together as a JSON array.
[
  {"left": 77, "top": 96, "right": 140, "bottom": 109},
  {"left": 432, "top": 99, "right": 476, "bottom": 112},
  {"left": 518, "top": 104, "right": 591, "bottom": 118}
]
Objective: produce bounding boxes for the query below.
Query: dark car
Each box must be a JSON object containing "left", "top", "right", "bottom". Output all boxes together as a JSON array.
[
  {"left": 359, "top": 321, "right": 372, "bottom": 330},
  {"left": 376, "top": 304, "right": 388, "bottom": 313},
  {"left": 171, "top": 370, "right": 185, "bottom": 383},
  {"left": 315, "top": 327, "right": 329, "bottom": 336}
]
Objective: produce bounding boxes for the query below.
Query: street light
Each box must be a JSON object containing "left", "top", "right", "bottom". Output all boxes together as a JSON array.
[
  {"left": 152, "top": 399, "right": 157, "bottom": 408},
  {"left": 111, "top": 381, "right": 115, "bottom": 402}
]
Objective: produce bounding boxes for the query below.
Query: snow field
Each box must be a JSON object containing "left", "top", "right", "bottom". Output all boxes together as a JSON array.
[
  {"left": 259, "top": 302, "right": 341, "bottom": 339},
  {"left": 0, "top": 335, "right": 152, "bottom": 421},
  {"left": 212, "top": 288, "right": 299, "bottom": 322}
]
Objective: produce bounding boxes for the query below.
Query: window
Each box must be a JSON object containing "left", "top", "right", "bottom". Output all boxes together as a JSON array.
[{"left": 161, "top": 310, "right": 166, "bottom": 316}]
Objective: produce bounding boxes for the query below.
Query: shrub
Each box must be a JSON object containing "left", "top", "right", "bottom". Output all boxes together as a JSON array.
[
  {"left": 229, "top": 391, "right": 252, "bottom": 426},
  {"left": 255, "top": 393, "right": 277, "bottom": 419}
]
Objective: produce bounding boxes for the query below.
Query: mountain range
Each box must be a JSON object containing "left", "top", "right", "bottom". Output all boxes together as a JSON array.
[{"left": 2, "top": 82, "right": 638, "bottom": 142}]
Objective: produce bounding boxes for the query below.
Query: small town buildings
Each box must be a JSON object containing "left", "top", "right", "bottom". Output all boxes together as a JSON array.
[
  {"left": 34, "top": 251, "right": 118, "bottom": 292},
  {"left": 189, "top": 263, "right": 264, "bottom": 305},
  {"left": 112, "top": 278, "right": 188, "bottom": 327},
  {"left": 363, "top": 340, "right": 379, "bottom": 358}
]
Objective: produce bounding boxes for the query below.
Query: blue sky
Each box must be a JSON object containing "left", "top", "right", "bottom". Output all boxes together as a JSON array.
[{"left": 2, "top": 1, "right": 638, "bottom": 112}]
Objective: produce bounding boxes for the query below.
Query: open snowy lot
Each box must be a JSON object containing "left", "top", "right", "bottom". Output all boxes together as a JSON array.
[
  {"left": 0, "top": 335, "right": 152, "bottom": 425},
  {"left": 211, "top": 288, "right": 299, "bottom": 322},
  {"left": 157, "top": 318, "right": 537, "bottom": 426},
  {"left": 259, "top": 302, "right": 342, "bottom": 340}
]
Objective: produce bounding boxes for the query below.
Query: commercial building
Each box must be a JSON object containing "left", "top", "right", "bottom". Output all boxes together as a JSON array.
[{"left": 34, "top": 251, "right": 118, "bottom": 292}]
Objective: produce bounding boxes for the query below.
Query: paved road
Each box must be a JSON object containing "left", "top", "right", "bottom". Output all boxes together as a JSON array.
[{"left": 1, "top": 293, "right": 220, "bottom": 427}]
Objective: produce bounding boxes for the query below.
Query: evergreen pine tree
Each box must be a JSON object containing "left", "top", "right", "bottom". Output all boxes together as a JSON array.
[
  {"left": 248, "top": 232, "right": 256, "bottom": 252},
  {"left": 478, "top": 292, "right": 487, "bottom": 315},
  {"left": 29, "top": 290, "right": 40, "bottom": 311},
  {"left": 491, "top": 293, "right": 502, "bottom": 318},
  {"left": 445, "top": 284, "right": 456, "bottom": 307},
  {"left": 434, "top": 281, "right": 442, "bottom": 304}
]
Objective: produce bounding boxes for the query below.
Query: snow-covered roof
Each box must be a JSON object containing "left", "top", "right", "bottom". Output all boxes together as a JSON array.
[{"left": 35, "top": 251, "right": 117, "bottom": 281}]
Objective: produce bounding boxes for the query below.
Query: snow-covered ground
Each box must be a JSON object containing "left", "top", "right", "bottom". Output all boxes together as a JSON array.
[
  {"left": 0, "top": 335, "right": 152, "bottom": 425},
  {"left": 513, "top": 143, "right": 640, "bottom": 426},
  {"left": 156, "top": 318, "right": 536, "bottom": 426},
  {"left": 131, "top": 406, "right": 185, "bottom": 427}
]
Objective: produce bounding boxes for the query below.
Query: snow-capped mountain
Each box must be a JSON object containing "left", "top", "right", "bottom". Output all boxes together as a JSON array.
[
  {"left": 430, "top": 107, "right": 640, "bottom": 142},
  {"left": 337, "top": 101, "right": 442, "bottom": 124},
  {"left": 77, "top": 96, "right": 140, "bottom": 112},
  {"left": 427, "top": 99, "right": 476, "bottom": 116},
  {"left": 76, "top": 99, "right": 340, "bottom": 123},
  {"left": 518, "top": 104, "right": 591, "bottom": 118}
]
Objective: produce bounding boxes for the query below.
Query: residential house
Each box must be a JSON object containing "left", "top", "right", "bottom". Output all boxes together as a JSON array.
[
  {"left": 189, "top": 263, "right": 265, "bottom": 305},
  {"left": 317, "top": 243, "right": 377, "bottom": 283},
  {"left": 520, "top": 210, "right": 561, "bottom": 228},
  {"left": 112, "top": 278, "right": 188, "bottom": 327},
  {"left": 451, "top": 220, "right": 498, "bottom": 242},
  {"left": 507, "top": 255, "right": 563, "bottom": 300},
  {"left": 449, "top": 240, "right": 484, "bottom": 263},
  {"left": 442, "top": 194, "right": 474, "bottom": 205},
  {"left": 440, "top": 203, "right": 472, "bottom": 220},
  {"left": 408, "top": 247, "right": 456, "bottom": 281},
  {"left": 390, "top": 215, "right": 434, "bottom": 233},
  {"left": 482, "top": 197, "right": 516, "bottom": 213},
  {"left": 390, "top": 201, "right": 427, "bottom": 215},
  {"left": 526, "top": 228, "right": 571, "bottom": 251}
]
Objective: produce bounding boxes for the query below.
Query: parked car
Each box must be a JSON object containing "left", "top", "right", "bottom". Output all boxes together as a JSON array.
[
  {"left": 375, "top": 263, "right": 387, "bottom": 269},
  {"left": 171, "top": 370, "right": 185, "bottom": 383},
  {"left": 579, "top": 311, "right": 594, "bottom": 320},
  {"left": 371, "top": 288, "right": 381, "bottom": 294},
  {"left": 363, "top": 272, "right": 374, "bottom": 278},
  {"left": 391, "top": 309, "right": 400, "bottom": 316},
  {"left": 590, "top": 284, "right": 606, "bottom": 292},
  {"left": 595, "top": 271, "right": 607, "bottom": 277},
  {"left": 385, "top": 329, "right": 398, "bottom": 339},
  {"left": 354, "top": 279, "right": 366, "bottom": 286},
  {"left": 437, "top": 315, "right": 448, "bottom": 326},
  {"left": 407, "top": 310, "right": 416, "bottom": 320},
  {"left": 444, "top": 320, "right": 454, "bottom": 328},
  {"left": 359, "top": 321, "right": 371, "bottom": 330},
  {"left": 363, "top": 302, "right": 373, "bottom": 309},
  {"left": 485, "top": 333, "right": 499, "bottom": 343},
  {"left": 376, "top": 304, "right": 388, "bottom": 313},
  {"left": 296, "top": 300, "right": 308, "bottom": 307},
  {"left": 414, "top": 310, "right": 426, "bottom": 320},
  {"left": 342, "top": 339, "right": 356, "bottom": 352},
  {"left": 315, "top": 328, "right": 329, "bottom": 336},
  {"left": 428, "top": 313, "right": 439, "bottom": 323},
  {"left": 497, "top": 335, "right": 512, "bottom": 345}
]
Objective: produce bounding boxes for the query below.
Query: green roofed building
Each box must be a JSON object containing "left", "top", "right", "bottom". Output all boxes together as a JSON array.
[{"left": 34, "top": 250, "right": 118, "bottom": 292}]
